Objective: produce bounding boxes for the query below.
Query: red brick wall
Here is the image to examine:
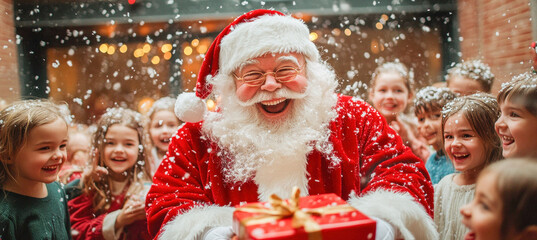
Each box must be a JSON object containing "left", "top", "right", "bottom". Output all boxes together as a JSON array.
[
  {"left": 0, "top": 0, "right": 19, "bottom": 103},
  {"left": 458, "top": 0, "right": 533, "bottom": 94}
]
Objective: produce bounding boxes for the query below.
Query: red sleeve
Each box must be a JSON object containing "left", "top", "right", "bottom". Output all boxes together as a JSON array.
[
  {"left": 340, "top": 96, "right": 434, "bottom": 217},
  {"left": 145, "top": 122, "right": 213, "bottom": 238},
  {"left": 68, "top": 193, "right": 106, "bottom": 240},
  {"left": 69, "top": 172, "right": 82, "bottom": 183}
]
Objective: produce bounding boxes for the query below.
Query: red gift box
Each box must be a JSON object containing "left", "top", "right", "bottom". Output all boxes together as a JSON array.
[{"left": 233, "top": 188, "right": 376, "bottom": 240}]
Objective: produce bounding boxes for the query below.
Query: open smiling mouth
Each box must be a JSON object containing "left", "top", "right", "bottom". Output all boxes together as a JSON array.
[
  {"left": 382, "top": 103, "right": 398, "bottom": 110},
  {"left": 501, "top": 135, "right": 514, "bottom": 146},
  {"left": 464, "top": 231, "right": 475, "bottom": 240},
  {"left": 259, "top": 99, "right": 290, "bottom": 114},
  {"left": 159, "top": 138, "right": 170, "bottom": 145},
  {"left": 425, "top": 132, "right": 437, "bottom": 140},
  {"left": 452, "top": 153, "right": 470, "bottom": 161},
  {"left": 42, "top": 164, "right": 60, "bottom": 172}
]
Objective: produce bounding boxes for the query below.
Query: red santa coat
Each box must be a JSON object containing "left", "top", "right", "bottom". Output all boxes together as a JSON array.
[{"left": 146, "top": 95, "right": 436, "bottom": 240}]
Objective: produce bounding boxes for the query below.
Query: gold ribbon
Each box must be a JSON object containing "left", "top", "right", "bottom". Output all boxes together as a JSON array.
[{"left": 236, "top": 187, "right": 356, "bottom": 240}]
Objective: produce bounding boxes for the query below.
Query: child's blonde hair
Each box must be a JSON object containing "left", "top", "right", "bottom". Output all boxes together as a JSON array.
[
  {"left": 479, "top": 158, "right": 537, "bottom": 237},
  {"left": 370, "top": 61, "right": 414, "bottom": 93},
  {"left": 82, "top": 107, "right": 151, "bottom": 214},
  {"left": 146, "top": 97, "right": 177, "bottom": 121},
  {"left": 414, "top": 86, "right": 457, "bottom": 115},
  {"left": 446, "top": 59, "right": 495, "bottom": 93},
  {"left": 496, "top": 72, "right": 537, "bottom": 116},
  {"left": 442, "top": 93, "right": 502, "bottom": 166},
  {"left": 0, "top": 99, "right": 67, "bottom": 186}
]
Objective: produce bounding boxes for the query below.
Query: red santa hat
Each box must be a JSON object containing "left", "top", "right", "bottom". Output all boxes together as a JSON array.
[{"left": 175, "top": 9, "right": 320, "bottom": 123}]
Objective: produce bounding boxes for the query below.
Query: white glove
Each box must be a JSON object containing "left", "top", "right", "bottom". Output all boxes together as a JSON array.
[
  {"left": 202, "top": 226, "right": 234, "bottom": 240},
  {"left": 371, "top": 217, "right": 396, "bottom": 240}
]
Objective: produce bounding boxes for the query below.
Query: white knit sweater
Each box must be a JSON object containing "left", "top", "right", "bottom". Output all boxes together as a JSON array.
[{"left": 434, "top": 173, "right": 475, "bottom": 240}]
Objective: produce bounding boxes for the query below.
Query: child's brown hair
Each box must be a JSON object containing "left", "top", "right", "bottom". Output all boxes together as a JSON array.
[
  {"left": 370, "top": 61, "right": 414, "bottom": 93},
  {"left": 414, "top": 86, "right": 457, "bottom": 116},
  {"left": 0, "top": 99, "right": 67, "bottom": 186},
  {"left": 496, "top": 72, "right": 537, "bottom": 116},
  {"left": 145, "top": 97, "right": 181, "bottom": 144},
  {"left": 82, "top": 107, "right": 152, "bottom": 214},
  {"left": 442, "top": 93, "right": 502, "bottom": 166},
  {"left": 446, "top": 59, "right": 495, "bottom": 93},
  {"left": 479, "top": 158, "right": 537, "bottom": 238},
  {"left": 146, "top": 97, "right": 177, "bottom": 121}
]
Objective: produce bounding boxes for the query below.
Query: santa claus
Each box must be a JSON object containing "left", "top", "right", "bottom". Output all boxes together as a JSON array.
[{"left": 146, "top": 9, "right": 436, "bottom": 240}]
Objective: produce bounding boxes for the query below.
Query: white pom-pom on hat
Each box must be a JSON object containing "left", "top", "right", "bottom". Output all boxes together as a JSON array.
[{"left": 175, "top": 92, "right": 206, "bottom": 123}]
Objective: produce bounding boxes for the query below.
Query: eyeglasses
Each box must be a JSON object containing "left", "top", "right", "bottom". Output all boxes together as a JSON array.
[{"left": 232, "top": 66, "right": 303, "bottom": 87}]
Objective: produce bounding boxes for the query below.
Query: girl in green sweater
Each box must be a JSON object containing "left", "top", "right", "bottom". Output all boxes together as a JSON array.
[{"left": 0, "top": 99, "right": 72, "bottom": 239}]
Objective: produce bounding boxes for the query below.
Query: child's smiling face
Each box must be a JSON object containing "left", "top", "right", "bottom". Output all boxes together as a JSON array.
[
  {"left": 149, "top": 110, "right": 180, "bottom": 153},
  {"left": 369, "top": 72, "right": 412, "bottom": 120},
  {"left": 443, "top": 113, "right": 486, "bottom": 173},
  {"left": 460, "top": 172, "right": 503, "bottom": 240},
  {"left": 103, "top": 124, "right": 140, "bottom": 180},
  {"left": 495, "top": 99, "right": 537, "bottom": 158},
  {"left": 416, "top": 109, "right": 443, "bottom": 151},
  {"left": 11, "top": 117, "right": 68, "bottom": 185}
]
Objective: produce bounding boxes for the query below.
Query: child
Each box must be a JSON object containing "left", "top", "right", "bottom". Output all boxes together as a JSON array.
[
  {"left": 0, "top": 100, "right": 72, "bottom": 239},
  {"left": 434, "top": 93, "right": 502, "bottom": 240},
  {"left": 414, "top": 86, "right": 457, "bottom": 184},
  {"left": 59, "top": 124, "right": 92, "bottom": 184},
  {"left": 68, "top": 107, "right": 152, "bottom": 239},
  {"left": 445, "top": 59, "right": 494, "bottom": 96},
  {"left": 369, "top": 61, "right": 430, "bottom": 161},
  {"left": 369, "top": 61, "right": 414, "bottom": 124},
  {"left": 495, "top": 72, "right": 537, "bottom": 158},
  {"left": 145, "top": 97, "right": 181, "bottom": 174},
  {"left": 460, "top": 158, "right": 537, "bottom": 240}
]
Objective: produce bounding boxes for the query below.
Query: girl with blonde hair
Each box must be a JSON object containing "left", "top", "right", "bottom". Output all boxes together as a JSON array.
[{"left": 0, "top": 99, "right": 71, "bottom": 239}]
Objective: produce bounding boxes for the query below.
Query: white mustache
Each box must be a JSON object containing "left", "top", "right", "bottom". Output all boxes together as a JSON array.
[{"left": 237, "top": 88, "right": 307, "bottom": 107}]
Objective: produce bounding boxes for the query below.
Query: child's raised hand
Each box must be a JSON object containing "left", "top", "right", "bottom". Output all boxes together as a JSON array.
[
  {"left": 410, "top": 138, "right": 431, "bottom": 162},
  {"left": 389, "top": 118, "right": 410, "bottom": 143},
  {"left": 81, "top": 149, "right": 109, "bottom": 181},
  {"left": 90, "top": 166, "right": 108, "bottom": 181},
  {"left": 115, "top": 197, "right": 146, "bottom": 230},
  {"left": 390, "top": 117, "right": 430, "bottom": 161}
]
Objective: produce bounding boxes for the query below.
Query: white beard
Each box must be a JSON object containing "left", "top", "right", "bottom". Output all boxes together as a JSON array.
[{"left": 202, "top": 60, "right": 339, "bottom": 201}]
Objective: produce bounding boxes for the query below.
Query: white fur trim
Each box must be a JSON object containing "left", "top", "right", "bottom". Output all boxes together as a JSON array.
[
  {"left": 158, "top": 205, "right": 235, "bottom": 240},
  {"left": 219, "top": 14, "right": 320, "bottom": 76},
  {"left": 175, "top": 92, "right": 207, "bottom": 123},
  {"left": 102, "top": 210, "right": 122, "bottom": 240},
  {"left": 348, "top": 190, "right": 438, "bottom": 240}
]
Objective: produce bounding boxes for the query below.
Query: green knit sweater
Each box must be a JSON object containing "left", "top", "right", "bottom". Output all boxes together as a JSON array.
[{"left": 0, "top": 181, "right": 72, "bottom": 240}]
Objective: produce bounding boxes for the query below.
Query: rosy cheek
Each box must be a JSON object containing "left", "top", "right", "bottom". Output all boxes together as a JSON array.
[
  {"left": 286, "top": 76, "right": 308, "bottom": 93},
  {"left": 236, "top": 84, "right": 257, "bottom": 102},
  {"left": 372, "top": 96, "right": 382, "bottom": 106}
]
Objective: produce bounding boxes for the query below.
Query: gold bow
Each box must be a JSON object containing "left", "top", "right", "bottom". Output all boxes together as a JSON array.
[{"left": 236, "top": 187, "right": 356, "bottom": 240}]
